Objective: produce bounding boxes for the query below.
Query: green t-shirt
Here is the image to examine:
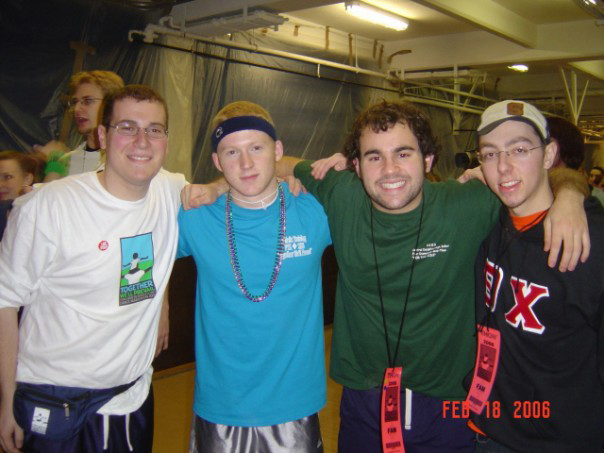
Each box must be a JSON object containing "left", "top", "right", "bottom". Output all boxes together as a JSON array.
[{"left": 295, "top": 161, "right": 500, "bottom": 400}]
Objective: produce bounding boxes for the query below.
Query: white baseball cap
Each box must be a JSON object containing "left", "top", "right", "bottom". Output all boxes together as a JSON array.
[{"left": 478, "top": 100, "right": 549, "bottom": 141}]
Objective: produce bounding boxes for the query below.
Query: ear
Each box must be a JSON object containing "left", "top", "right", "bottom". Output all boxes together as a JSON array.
[
  {"left": 24, "top": 172, "right": 34, "bottom": 186},
  {"left": 424, "top": 154, "right": 435, "bottom": 173},
  {"left": 548, "top": 138, "right": 559, "bottom": 164},
  {"left": 353, "top": 157, "right": 361, "bottom": 178},
  {"left": 211, "top": 152, "right": 223, "bottom": 173},
  {"left": 98, "top": 125, "right": 107, "bottom": 151},
  {"left": 543, "top": 141, "right": 556, "bottom": 171},
  {"left": 274, "top": 140, "right": 284, "bottom": 162}
]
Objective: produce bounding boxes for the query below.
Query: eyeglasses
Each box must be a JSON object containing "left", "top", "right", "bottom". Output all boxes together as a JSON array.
[
  {"left": 108, "top": 121, "right": 168, "bottom": 139},
  {"left": 476, "top": 145, "right": 542, "bottom": 164},
  {"left": 67, "top": 96, "right": 103, "bottom": 108}
]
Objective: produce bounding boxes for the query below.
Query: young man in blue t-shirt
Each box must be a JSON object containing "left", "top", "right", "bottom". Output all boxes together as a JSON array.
[{"left": 178, "top": 101, "right": 331, "bottom": 452}]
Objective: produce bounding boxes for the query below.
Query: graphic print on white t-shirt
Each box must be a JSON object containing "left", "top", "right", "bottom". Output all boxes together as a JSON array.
[{"left": 119, "top": 233, "right": 156, "bottom": 306}]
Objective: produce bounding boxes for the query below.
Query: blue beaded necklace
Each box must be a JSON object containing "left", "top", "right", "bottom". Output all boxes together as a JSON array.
[{"left": 225, "top": 184, "right": 286, "bottom": 302}]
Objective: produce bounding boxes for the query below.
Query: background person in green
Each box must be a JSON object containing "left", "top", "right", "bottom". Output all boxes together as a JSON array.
[{"left": 271, "top": 101, "right": 589, "bottom": 452}]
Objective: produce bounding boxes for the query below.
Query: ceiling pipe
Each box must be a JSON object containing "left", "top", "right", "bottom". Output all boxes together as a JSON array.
[
  {"left": 559, "top": 67, "right": 590, "bottom": 125},
  {"left": 139, "top": 23, "right": 395, "bottom": 79},
  {"left": 400, "top": 79, "right": 496, "bottom": 103},
  {"left": 131, "top": 22, "right": 499, "bottom": 107},
  {"left": 401, "top": 95, "right": 484, "bottom": 115}
]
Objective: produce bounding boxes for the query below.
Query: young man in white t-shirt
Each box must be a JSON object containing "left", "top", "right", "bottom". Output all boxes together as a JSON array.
[{"left": 0, "top": 84, "right": 185, "bottom": 453}]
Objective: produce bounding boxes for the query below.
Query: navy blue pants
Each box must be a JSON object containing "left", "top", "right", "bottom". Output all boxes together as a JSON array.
[
  {"left": 338, "top": 386, "right": 474, "bottom": 453},
  {"left": 474, "top": 434, "right": 519, "bottom": 453},
  {"left": 21, "top": 388, "right": 154, "bottom": 453}
]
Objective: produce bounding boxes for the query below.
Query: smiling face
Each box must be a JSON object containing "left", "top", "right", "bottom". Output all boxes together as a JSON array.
[
  {"left": 353, "top": 122, "right": 434, "bottom": 215},
  {"left": 212, "top": 129, "right": 283, "bottom": 207},
  {"left": 0, "top": 158, "right": 34, "bottom": 201},
  {"left": 479, "top": 120, "right": 555, "bottom": 217},
  {"left": 97, "top": 98, "right": 168, "bottom": 201}
]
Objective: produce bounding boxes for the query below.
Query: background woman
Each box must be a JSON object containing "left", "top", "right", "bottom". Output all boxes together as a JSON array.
[{"left": 0, "top": 150, "right": 42, "bottom": 239}]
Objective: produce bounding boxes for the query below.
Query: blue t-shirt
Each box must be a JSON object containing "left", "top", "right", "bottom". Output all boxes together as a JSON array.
[{"left": 177, "top": 183, "right": 332, "bottom": 426}]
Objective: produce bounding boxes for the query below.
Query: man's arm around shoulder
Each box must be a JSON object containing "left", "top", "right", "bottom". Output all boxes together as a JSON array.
[
  {"left": 545, "top": 167, "right": 591, "bottom": 271},
  {"left": 276, "top": 156, "right": 304, "bottom": 179},
  {"left": 276, "top": 154, "right": 347, "bottom": 181}
]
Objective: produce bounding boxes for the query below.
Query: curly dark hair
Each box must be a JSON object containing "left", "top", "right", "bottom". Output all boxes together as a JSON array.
[
  {"left": 546, "top": 116, "right": 584, "bottom": 170},
  {"left": 343, "top": 101, "right": 440, "bottom": 169}
]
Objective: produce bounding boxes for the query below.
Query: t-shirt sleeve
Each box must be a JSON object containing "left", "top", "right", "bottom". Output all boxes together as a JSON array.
[
  {"left": 0, "top": 194, "right": 58, "bottom": 309},
  {"left": 293, "top": 160, "right": 319, "bottom": 194},
  {"left": 176, "top": 206, "right": 192, "bottom": 259},
  {"left": 164, "top": 170, "right": 188, "bottom": 205},
  {"left": 293, "top": 160, "right": 353, "bottom": 211}
]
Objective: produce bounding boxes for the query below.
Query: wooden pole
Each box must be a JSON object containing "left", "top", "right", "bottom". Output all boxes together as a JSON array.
[{"left": 58, "top": 40, "right": 95, "bottom": 142}]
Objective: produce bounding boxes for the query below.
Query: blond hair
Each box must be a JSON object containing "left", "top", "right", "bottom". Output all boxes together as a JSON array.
[
  {"left": 69, "top": 70, "right": 124, "bottom": 97},
  {"left": 211, "top": 101, "right": 274, "bottom": 130}
]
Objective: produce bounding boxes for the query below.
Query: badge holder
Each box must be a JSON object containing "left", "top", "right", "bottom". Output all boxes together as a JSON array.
[
  {"left": 381, "top": 366, "right": 405, "bottom": 453},
  {"left": 466, "top": 326, "right": 500, "bottom": 414}
]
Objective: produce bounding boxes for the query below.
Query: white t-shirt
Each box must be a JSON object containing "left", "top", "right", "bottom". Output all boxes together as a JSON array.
[
  {"left": 0, "top": 169, "right": 186, "bottom": 413},
  {"left": 61, "top": 141, "right": 103, "bottom": 175}
]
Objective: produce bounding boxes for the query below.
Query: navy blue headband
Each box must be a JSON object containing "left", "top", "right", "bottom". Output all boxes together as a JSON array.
[{"left": 211, "top": 115, "right": 277, "bottom": 151}]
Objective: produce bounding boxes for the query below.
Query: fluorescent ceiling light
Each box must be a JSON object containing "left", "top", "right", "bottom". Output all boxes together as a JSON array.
[
  {"left": 181, "top": 10, "right": 287, "bottom": 37},
  {"left": 345, "top": 1, "right": 409, "bottom": 31},
  {"left": 507, "top": 64, "right": 529, "bottom": 72},
  {"left": 574, "top": 0, "right": 604, "bottom": 19}
]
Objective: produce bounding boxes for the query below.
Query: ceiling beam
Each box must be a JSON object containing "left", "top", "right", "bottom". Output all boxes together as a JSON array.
[
  {"left": 570, "top": 61, "right": 604, "bottom": 82},
  {"left": 170, "top": 0, "right": 338, "bottom": 24},
  {"left": 384, "top": 20, "right": 603, "bottom": 72},
  {"left": 257, "top": 0, "right": 340, "bottom": 13},
  {"left": 411, "top": 0, "right": 537, "bottom": 48}
]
